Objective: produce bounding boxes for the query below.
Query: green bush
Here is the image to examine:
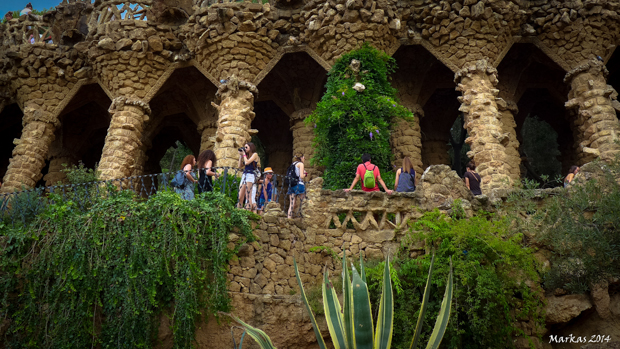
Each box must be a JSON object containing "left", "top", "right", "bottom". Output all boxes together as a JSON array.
[
  {"left": 306, "top": 43, "right": 413, "bottom": 190},
  {"left": 381, "top": 211, "right": 544, "bottom": 349},
  {"left": 0, "top": 190, "right": 255, "bottom": 348}
]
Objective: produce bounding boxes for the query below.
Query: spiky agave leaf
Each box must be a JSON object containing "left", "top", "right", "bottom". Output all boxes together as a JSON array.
[
  {"left": 425, "top": 256, "right": 453, "bottom": 349},
  {"left": 343, "top": 253, "right": 355, "bottom": 349},
  {"left": 323, "top": 267, "right": 346, "bottom": 349},
  {"left": 351, "top": 264, "right": 373, "bottom": 349},
  {"left": 409, "top": 254, "right": 436, "bottom": 349},
  {"left": 229, "top": 315, "right": 277, "bottom": 349},
  {"left": 374, "top": 257, "right": 394, "bottom": 349},
  {"left": 294, "top": 258, "right": 327, "bottom": 349}
]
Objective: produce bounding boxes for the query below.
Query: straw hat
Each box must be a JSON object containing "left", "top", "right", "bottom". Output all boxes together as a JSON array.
[{"left": 263, "top": 167, "right": 274, "bottom": 174}]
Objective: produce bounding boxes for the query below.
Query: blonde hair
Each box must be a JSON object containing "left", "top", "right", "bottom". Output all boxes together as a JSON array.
[{"left": 402, "top": 157, "right": 414, "bottom": 174}]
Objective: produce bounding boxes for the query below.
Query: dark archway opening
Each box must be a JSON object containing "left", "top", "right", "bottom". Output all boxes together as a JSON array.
[
  {"left": 0, "top": 103, "right": 24, "bottom": 180},
  {"left": 46, "top": 83, "right": 112, "bottom": 185},
  {"left": 251, "top": 101, "right": 293, "bottom": 175},
  {"left": 516, "top": 89, "right": 574, "bottom": 185},
  {"left": 144, "top": 113, "right": 200, "bottom": 175},
  {"left": 608, "top": 48, "right": 620, "bottom": 121}
]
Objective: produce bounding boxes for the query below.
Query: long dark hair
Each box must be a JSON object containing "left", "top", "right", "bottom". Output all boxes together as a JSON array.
[
  {"left": 245, "top": 142, "right": 256, "bottom": 156},
  {"left": 180, "top": 155, "right": 195, "bottom": 170},
  {"left": 197, "top": 149, "right": 217, "bottom": 169},
  {"left": 568, "top": 165, "right": 578, "bottom": 174}
]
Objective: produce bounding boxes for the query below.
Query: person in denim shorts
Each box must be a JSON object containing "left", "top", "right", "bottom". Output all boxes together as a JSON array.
[
  {"left": 287, "top": 154, "right": 306, "bottom": 218},
  {"left": 237, "top": 142, "right": 259, "bottom": 210}
]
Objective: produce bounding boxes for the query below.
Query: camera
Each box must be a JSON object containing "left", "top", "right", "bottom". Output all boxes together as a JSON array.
[{"left": 238, "top": 147, "right": 245, "bottom": 152}]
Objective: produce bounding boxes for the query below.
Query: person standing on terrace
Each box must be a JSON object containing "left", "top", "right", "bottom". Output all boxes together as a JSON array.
[
  {"left": 20, "top": 3, "right": 33, "bottom": 16},
  {"left": 344, "top": 153, "right": 393, "bottom": 194}
]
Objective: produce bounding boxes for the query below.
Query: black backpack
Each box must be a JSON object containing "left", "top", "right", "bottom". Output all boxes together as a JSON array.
[{"left": 284, "top": 162, "right": 299, "bottom": 186}]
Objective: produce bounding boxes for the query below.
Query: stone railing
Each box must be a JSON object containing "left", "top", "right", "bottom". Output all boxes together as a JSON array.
[
  {"left": 93, "top": 0, "right": 152, "bottom": 25},
  {"left": 1, "top": 17, "right": 54, "bottom": 46}
]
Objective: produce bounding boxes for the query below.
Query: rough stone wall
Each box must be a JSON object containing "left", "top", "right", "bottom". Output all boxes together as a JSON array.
[
  {"left": 390, "top": 115, "right": 423, "bottom": 180},
  {"left": 290, "top": 108, "right": 318, "bottom": 180},
  {"left": 496, "top": 98, "right": 521, "bottom": 184},
  {"left": 565, "top": 59, "right": 620, "bottom": 163}
]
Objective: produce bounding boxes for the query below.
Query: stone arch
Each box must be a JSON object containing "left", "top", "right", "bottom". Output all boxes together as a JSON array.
[
  {"left": 42, "top": 83, "right": 112, "bottom": 186},
  {"left": 0, "top": 104, "right": 24, "bottom": 180},
  {"left": 141, "top": 66, "right": 216, "bottom": 175},
  {"left": 391, "top": 45, "right": 459, "bottom": 176},
  {"left": 497, "top": 43, "right": 575, "bottom": 180},
  {"left": 255, "top": 51, "right": 328, "bottom": 177}
]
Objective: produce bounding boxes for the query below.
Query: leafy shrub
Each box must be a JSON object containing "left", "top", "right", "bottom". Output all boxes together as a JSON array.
[
  {"left": 385, "top": 211, "right": 544, "bottom": 349},
  {"left": 532, "top": 159, "right": 620, "bottom": 293},
  {"left": 0, "top": 190, "right": 255, "bottom": 348},
  {"left": 306, "top": 43, "right": 413, "bottom": 190}
]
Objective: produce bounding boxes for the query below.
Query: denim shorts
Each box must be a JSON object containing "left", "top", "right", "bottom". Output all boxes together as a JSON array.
[
  {"left": 287, "top": 183, "right": 305, "bottom": 195},
  {"left": 240, "top": 173, "right": 255, "bottom": 186}
]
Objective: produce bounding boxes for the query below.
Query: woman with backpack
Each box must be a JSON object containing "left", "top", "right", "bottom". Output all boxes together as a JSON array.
[
  {"left": 197, "top": 150, "right": 219, "bottom": 194},
  {"left": 394, "top": 157, "right": 416, "bottom": 192},
  {"left": 287, "top": 154, "right": 306, "bottom": 219},
  {"left": 176, "top": 155, "right": 197, "bottom": 200},
  {"left": 237, "top": 142, "right": 259, "bottom": 210}
]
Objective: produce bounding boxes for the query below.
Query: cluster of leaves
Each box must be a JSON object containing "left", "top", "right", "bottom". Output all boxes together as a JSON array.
[
  {"left": 160, "top": 141, "right": 194, "bottom": 173},
  {"left": 509, "top": 158, "right": 620, "bottom": 294},
  {"left": 0, "top": 187, "right": 255, "bottom": 348},
  {"left": 306, "top": 43, "right": 413, "bottom": 190},
  {"left": 363, "top": 211, "right": 543, "bottom": 349}
]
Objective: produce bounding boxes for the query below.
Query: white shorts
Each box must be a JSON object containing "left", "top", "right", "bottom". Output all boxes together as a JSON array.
[{"left": 240, "top": 173, "right": 255, "bottom": 186}]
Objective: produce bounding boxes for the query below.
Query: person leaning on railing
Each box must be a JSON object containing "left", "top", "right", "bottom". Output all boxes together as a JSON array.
[
  {"left": 176, "top": 155, "right": 197, "bottom": 200},
  {"left": 197, "top": 150, "right": 219, "bottom": 194}
]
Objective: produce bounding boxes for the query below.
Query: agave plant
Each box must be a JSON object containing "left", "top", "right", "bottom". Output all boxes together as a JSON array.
[{"left": 231, "top": 253, "right": 453, "bottom": 349}]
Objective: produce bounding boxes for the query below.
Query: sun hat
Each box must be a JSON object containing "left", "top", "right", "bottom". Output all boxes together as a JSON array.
[{"left": 263, "top": 167, "right": 274, "bottom": 174}]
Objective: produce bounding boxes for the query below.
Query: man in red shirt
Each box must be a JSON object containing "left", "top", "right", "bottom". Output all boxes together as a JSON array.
[{"left": 344, "top": 154, "right": 393, "bottom": 194}]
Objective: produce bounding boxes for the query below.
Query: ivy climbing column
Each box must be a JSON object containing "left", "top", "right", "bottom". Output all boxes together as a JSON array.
[
  {"left": 290, "top": 108, "right": 318, "bottom": 179},
  {"left": 212, "top": 76, "right": 258, "bottom": 169},
  {"left": 2, "top": 102, "right": 59, "bottom": 192},
  {"left": 98, "top": 97, "right": 151, "bottom": 181},
  {"left": 455, "top": 60, "right": 512, "bottom": 191},
  {"left": 564, "top": 58, "right": 620, "bottom": 164}
]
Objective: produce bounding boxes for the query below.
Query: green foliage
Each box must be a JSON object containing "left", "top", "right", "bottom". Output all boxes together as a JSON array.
[
  {"left": 307, "top": 43, "right": 413, "bottom": 190},
  {"left": 521, "top": 117, "right": 562, "bottom": 181},
  {"left": 160, "top": 141, "right": 194, "bottom": 173},
  {"left": 309, "top": 245, "right": 339, "bottom": 261},
  {"left": 0, "top": 190, "right": 255, "bottom": 348},
  {"left": 532, "top": 160, "right": 620, "bottom": 293},
  {"left": 61, "top": 161, "right": 99, "bottom": 184},
  {"left": 389, "top": 211, "right": 543, "bottom": 349}
]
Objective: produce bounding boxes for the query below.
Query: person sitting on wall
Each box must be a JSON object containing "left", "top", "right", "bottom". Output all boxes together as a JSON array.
[
  {"left": 257, "top": 167, "right": 274, "bottom": 214},
  {"left": 464, "top": 161, "right": 482, "bottom": 196},
  {"left": 564, "top": 165, "right": 579, "bottom": 188},
  {"left": 20, "top": 3, "right": 33, "bottom": 16},
  {"left": 394, "top": 156, "right": 416, "bottom": 193},
  {"left": 196, "top": 149, "right": 218, "bottom": 194},
  {"left": 344, "top": 153, "right": 393, "bottom": 194}
]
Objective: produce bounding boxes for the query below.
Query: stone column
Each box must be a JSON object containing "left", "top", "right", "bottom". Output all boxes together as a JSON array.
[
  {"left": 131, "top": 139, "right": 151, "bottom": 177},
  {"left": 421, "top": 138, "right": 451, "bottom": 169},
  {"left": 98, "top": 97, "right": 151, "bottom": 181},
  {"left": 455, "top": 60, "right": 512, "bottom": 191},
  {"left": 1, "top": 102, "right": 59, "bottom": 192},
  {"left": 496, "top": 98, "right": 521, "bottom": 185},
  {"left": 197, "top": 119, "right": 217, "bottom": 153},
  {"left": 564, "top": 59, "right": 620, "bottom": 164},
  {"left": 290, "top": 108, "right": 319, "bottom": 179},
  {"left": 43, "top": 154, "right": 77, "bottom": 186},
  {"left": 211, "top": 76, "right": 258, "bottom": 169},
  {"left": 391, "top": 105, "right": 423, "bottom": 178}
]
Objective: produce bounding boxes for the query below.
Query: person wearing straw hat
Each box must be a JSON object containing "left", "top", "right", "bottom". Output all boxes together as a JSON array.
[{"left": 257, "top": 167, "right": 274, "bottom": 214}]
